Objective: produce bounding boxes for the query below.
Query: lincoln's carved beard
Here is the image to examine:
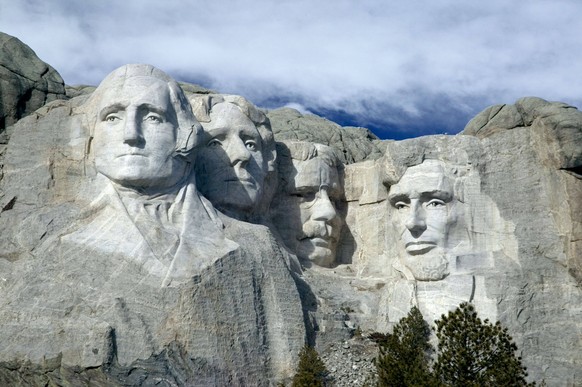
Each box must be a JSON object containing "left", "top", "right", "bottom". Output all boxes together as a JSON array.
[{"left": 401, "top": 247, "right": 449, "bottom": 281}]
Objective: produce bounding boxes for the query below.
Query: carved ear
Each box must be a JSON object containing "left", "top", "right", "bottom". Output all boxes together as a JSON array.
[
  {"left": 265, "top": 145, "right": 277, "bottom": 172},
  {"left": 258, "top": 124, "right": 277, "bottom": 172}
]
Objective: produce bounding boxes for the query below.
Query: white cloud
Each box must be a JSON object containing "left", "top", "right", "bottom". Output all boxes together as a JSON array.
[
  {"left": 1, "top": 0, "right": 581, "bottom": 137},
  {"left": 281, "top": 103, "right": 314, "bottom": 116}
]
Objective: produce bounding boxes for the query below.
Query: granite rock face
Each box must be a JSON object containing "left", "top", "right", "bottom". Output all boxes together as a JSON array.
[
  {"left": 270, "top": 141, "right": 344, "bottom": 268},
  {"left": 1, "top": 34, "right": 581, "bottom": 387},
  {"left": 0, "top": 65, "right": 305, "bottom": 386},
  {"left": 0, "top": 32, "right": 66, "bottom": 131},
  {"left": 335, "top": 98, "right": 582, "bottom": 385},
  {"left": 266, "top": 107, "right": 385, "bottom": 164},
  {"left": 463, "top": 96, "right": 582, "bottom": 283}
]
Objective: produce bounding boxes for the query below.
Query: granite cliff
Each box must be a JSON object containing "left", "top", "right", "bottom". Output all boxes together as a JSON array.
[{"left": 0, "top": 32, "right": 581, "bottom": 386}]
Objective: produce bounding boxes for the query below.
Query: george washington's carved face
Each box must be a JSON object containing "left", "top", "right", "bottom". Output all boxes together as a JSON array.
[
  {"left": 389, "top": 160, "right": 457, "bottom": 281},
  {"left": 93, "top": 76, "right": 187, "bottom": 191}
]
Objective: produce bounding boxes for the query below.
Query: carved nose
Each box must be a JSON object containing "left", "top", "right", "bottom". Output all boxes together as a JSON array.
[
  {"left": 405, "top": 203, "right": 426, "bottom": 236},
  {"left": 123, "top": 114, "right": 144, "bottom": 145},
  {"left": 227, "top": 137, "right": 251, "bottom": 166},
  {"left": 312, "top": 189, "right": 337, "bottom": 222}
]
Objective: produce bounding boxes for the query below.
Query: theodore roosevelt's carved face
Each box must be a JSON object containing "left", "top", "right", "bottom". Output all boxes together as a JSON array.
[
  {"left": 272, "top": 156, "right": 342, "bottom": 267},
  {"left": 93, "top": 76, "right": 187, "bottom": 191},
  {"left": 389, "top": 160, "right": 456, "bottom": 281},
  {"left": 195, "top": 102, "right": 268, "bottom": 215}
]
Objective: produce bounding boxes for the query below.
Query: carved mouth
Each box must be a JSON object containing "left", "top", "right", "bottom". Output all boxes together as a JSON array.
[
  {"left": 116, "top": 152, "right": 147, "bottom": 158},
  {"left": 309, "top": 237, "right": 330, "bottom": 247},
  {"left": 223, "top": 175, "right": 255, "bottom": 185},
  {"left": 223, "top": 178, "right": 256, "bottom": 188},
  {"left": 405, "top": 241, "right": 437, "bottom": 255}
]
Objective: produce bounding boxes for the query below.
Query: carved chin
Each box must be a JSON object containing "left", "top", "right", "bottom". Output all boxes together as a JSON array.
[
  {"left": 301, "top": 244, "right": 335, "bottom": 267},
  {"left": 403, "top": 252, "right": 449, "bottom": 281}
]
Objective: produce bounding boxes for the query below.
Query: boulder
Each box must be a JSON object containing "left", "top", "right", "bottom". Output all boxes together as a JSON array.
[{"left": 0, "top": 32, "right": 66, "bottom": 131}]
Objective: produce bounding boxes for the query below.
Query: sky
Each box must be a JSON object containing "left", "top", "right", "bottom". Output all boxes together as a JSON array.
[{"left": 1, "top": 0, "right": 581, "bottom": 140}]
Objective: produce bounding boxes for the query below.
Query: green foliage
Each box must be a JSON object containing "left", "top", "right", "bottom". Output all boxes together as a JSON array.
[
  {"left": 292, "top": 344, "right": 328, "bottom": 387},
  {"left": 374, "top": 306, "right": 438, "bottom": 386},
  {"left": 434, "top": 302, "right": 531, "bottom": 386}
]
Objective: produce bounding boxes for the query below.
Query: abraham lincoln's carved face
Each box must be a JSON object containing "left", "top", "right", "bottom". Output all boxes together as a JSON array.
[{"left": 389, "top": 160, "right": 457, "bottom": 281}]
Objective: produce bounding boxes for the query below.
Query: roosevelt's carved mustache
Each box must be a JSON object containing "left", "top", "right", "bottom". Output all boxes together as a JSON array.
[{"left": 297, "top": 222, "right": 336, "bottom": 242}]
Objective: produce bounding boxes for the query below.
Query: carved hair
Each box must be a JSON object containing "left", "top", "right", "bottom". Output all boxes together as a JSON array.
[
  {"left": 381, "top": 136, "right": 485, "bottom": 203},
  {"left": 275, "top": 141, "right": 343, "bottom": 194},
  {"left": 390, "top": 159, "right": 468, "bottom": 203},
  {"left": 82, "top": 64, "right": 202, "bottom": 159},
  {"left": 276, "top": 140, "right": 342, "bottom": 168}
]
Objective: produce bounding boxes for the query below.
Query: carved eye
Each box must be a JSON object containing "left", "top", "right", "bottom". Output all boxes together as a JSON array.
[
  {"left": 291, "top": 192, "right": 316, "bottom": 202},
  {"left": 105, "top": 114, "right": 120, "bottom": 122},
  {"left": 245, "top": 140, "right": 257, "bottom": 151},
  {"left": 426, "top": 199, "right": 445, "bottom": 208},
  {"left": 394, "top": 201, "right": 409, "bottom": 210},
  {"left": 145, "top": 114, "right": 162, "bottom": 123},
  {"left": 208, "top": 139, "right": 222, "bottom": 147}
]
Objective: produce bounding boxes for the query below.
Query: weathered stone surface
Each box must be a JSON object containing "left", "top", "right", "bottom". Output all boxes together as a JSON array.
[
  {"left": 0, "top": 217, "right": 305, "bottom": 385},
  {"left": 0, "top": 32, "right": 66, "bottom": 131},
  {"left": 0, "top": 35, "right": 581, "bottom": 386},
  {"left": 266, "top": 107, "right": 385, "bottom": 164},
  {"left": 320, "top": 336, "right": 378, "bottom": 386},
  {"left": 65, "top": 84, "right": 96, "bottom": 98},
  {"left": 332, "top": 100, "right": 582, "bottom": 385},
  {"left": 462, "top": 97, "right": 582, "bottom": 281},
  {"left": 0, "top": 66, "right": 306, "bottom": 386},
  {"left": 189, "top": 94, "right": 277, "bottom": 222},
  {"left": 270, "top": 141, "right": 344, "bottom": 268}
]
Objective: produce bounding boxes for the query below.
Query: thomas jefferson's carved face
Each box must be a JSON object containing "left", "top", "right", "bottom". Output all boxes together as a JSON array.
[
  {"left": 389, "top": 160, "right": 456, "bottom": 281},
  {"left": 196, "top": 102, "right": 267, "bottom": 215},
  {"left": 93, "top": 77, "right": 187, "bottom": 191},
  {"left": 271, "top": 158, "right": 342, "bottom": 267}
]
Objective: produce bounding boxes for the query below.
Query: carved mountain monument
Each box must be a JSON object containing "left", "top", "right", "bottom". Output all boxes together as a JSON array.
[{"left": 1, "top": 32, "right": 581, "bottom": 386}]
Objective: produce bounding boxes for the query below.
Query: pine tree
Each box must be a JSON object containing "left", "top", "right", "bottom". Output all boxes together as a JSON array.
[
  {"left": 292, "top": 344, "right": 328, "bottom": 387},
  {"left": 374, "top": 306, "right": 437, "bottom": 386},
  {"left": 434, "top": 302, "right": 531, "bottom": 386}
]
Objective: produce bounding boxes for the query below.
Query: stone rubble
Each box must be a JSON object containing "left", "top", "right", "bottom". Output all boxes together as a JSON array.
[{"left": 320, "top": 336, "right": 378, "bottom": 387}]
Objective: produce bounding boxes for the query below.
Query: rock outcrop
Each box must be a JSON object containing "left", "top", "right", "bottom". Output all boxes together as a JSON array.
[
  {"left": 335, "top": 98, "right": 582, "bottom": 385},
  {"left": 266, "top": 107, "right": 385, "bottom": 164},
  {"left": 1, "top": 33, "right": 581, "bottom": 386},
  {"left": 463, "top": 96, "right": 582, "bottom": 283},
  {"left": 0, "top": 32, "right": 66, "bottom": 131},
  {"left": 0, "top": 64, "right": 306, "bottom": 386}
]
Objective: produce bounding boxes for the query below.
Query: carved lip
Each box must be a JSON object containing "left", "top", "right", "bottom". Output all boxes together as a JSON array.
[
  {"left": 405, "top": 241, "right": 437, "bottom": 255},
  {"left": 309, "top": 237, "right": 330, "bottom": 247},
  {"left": 224, "top": 177, "right": 256, "bottom": 187},
  {"left": 116, "top": 153, "right": 147, "bottom": 158},
  {"left": 223, "top": 176, "right": 255, "bottom": 185}
]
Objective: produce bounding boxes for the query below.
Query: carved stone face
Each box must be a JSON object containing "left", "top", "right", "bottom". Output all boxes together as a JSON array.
[
  {"left": 272, "top": 157, "right": 342, "bottom": 267},
  {"left": 389, "top": 160, "right": 456, "bottom": 281},
  {"left": 93, "top": 76, "right": 187, "bottom": 191},
  {"left": 196, "top": 102, "right": 267, "bottom": 215}
]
